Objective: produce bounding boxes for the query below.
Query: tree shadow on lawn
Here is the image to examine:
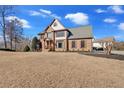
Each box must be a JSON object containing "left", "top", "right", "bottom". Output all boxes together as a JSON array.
[{"left": 78, "top": 52, "right": 124, "bottom": 61}]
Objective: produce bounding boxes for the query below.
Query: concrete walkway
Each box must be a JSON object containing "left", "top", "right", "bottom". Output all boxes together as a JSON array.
[{"left": 112, "top": 51, "right": 124, "bottom": 55}]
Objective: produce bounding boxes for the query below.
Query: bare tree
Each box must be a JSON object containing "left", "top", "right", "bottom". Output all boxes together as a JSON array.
[
  {"left": 6, "top": 18, "right": 23, "bottom": 50},
  {"left": 0, "top": 5, "right": 14, "bottom": 48},
  {"left": 6, "top": 20, "right": 14, "bottom": 49},
  {"left": 14, "top": 19, "right": 23, "bottom": 50},
  {"left": 104, "top": 42, "right": 113, "bottom": 55}
]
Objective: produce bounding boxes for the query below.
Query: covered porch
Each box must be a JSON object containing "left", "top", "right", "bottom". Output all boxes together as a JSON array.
[{"left": 43, "top": 38, "right": 55, "bottom": 51}]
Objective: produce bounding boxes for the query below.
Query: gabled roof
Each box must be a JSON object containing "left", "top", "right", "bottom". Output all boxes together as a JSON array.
[
  {"left": 68, "top": 25, "right": 93, "bottom": 39},
  {"left": 38, "top": 19, "right": 93, "bottom": 39},
  {"left": 38, "top": 19, "right": 56, "bottom": 35},
  {"left": 44, "top": 19, "right": 56, "bottom": 32},
  {"left": 38, "top": 19, "right": 65, "bottom": 35},
  {"left": 93, "top": 36, "right": 115, "bottom": 43}
]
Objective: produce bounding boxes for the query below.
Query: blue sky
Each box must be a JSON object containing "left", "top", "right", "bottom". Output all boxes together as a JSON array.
[{"left": 2, "top": 5, "right": 124, "bottom": 41}]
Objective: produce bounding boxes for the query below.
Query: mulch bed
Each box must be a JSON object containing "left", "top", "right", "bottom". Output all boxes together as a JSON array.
[
  {"left": 78, "top": 52, "right": 124, "bottom": 61},
  {"left": 0, "top": 48, "right": 15, "bottom": 52}
]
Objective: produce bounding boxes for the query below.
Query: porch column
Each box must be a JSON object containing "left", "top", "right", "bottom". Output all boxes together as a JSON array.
[
  {"left": 53, "top": 31, "right": 55, "bottom": 51},
  {"left": 65, "top": 31, "right": 68, "bottom": 51}
]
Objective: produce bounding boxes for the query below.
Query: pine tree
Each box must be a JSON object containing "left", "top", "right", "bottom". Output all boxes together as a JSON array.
[{"left": 31, "top": 37, "right": 38, "bottom": 51}]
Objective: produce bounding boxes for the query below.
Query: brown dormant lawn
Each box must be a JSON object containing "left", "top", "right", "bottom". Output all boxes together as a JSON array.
[{"left": 0, "top": 51, "right": 124, "bottom": 88}]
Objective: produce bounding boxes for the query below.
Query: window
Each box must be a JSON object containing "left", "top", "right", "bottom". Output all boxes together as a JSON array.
[
  {"left": 72, "top": 41, "right": 76, "bottom": 48},
  {"left": 47, "top": 32, "right": 52, "bottom": 39},
  {"left": 40, "top": 35, "right": 44, "bottom": 39},
  {"left": 53, "top": 22, "right": 57, "bottom": 27},
  {"left": 56, "top": 40, "right": 64, "bottom": 48},
  {"left": 81, "top": 40, "right": 85, "bottom": 48},
  {"left": 56, "top": 31, "right": 65, "bottom": 37},
  {"left": 58, "top": 42, "right": 63, "bottom": 48}
]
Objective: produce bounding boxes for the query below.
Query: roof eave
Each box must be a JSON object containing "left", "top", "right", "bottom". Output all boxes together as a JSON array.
[{"left": 68, "top": 37, "right": 93, "bottom": 40}]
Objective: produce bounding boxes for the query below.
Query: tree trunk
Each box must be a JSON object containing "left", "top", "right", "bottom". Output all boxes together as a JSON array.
[
  {"left": 10, "top": 27, "right": 13, "bottom": 50},
  {"left": 3, "top": 29, "right": 7, "bottom": 48},
  {"left": 2, "top": 12, "right": 7, "bottom": 48},
  {"left": 10, "top": 37, "right": 12, "bottom": 50},
  {"left": 108, "top": 45, "right": 112, "bottom": 55},
  {"left": 106, "top": 45, "right": 112, "bottom": 55},
  {"left": 15, "top": 42, "right": 16, "bottom": 51},
  {"left": 14, "top": 36, "right": 16, "bottom": 51}
]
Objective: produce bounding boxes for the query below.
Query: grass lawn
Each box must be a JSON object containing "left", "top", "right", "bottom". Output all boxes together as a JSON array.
[{"left": 0, "top": 51, "right": 124, "bottom": 88}]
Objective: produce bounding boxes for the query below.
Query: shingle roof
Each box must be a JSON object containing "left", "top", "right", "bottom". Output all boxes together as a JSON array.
[
  {"left": 93, "top": 37, "right": 115, "bottom": 43},
  {"left": 68, "top": 25, "right": 93, "bottom": 39}
]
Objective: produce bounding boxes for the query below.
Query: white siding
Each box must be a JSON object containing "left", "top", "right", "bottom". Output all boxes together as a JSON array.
[
  {"left": 51, "top": 19, "right": 65, "bottom": 30},
  {"left": 93, "top": 43, "right": 103, "bottom": 48}
]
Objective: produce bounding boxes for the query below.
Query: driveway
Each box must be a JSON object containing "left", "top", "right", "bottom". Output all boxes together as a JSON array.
[{"left": 112, "top": 51, "right": 124, "bottom": 55}]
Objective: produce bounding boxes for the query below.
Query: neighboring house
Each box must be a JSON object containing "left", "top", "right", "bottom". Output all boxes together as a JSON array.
[
  {"left": 93, "top": 37, "right": 115, "bottom": 50},
  {"left": 112, "top": 41, "right": 124, "bottom": 50},
  {"left": 38, "top": 19, "right": 93, "bottom": 52}
]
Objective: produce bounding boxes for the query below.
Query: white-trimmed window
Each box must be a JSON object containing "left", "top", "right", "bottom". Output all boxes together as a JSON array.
[
  {"left": 47, "top": 32, "right": 52, "bottom": 39},
  {"left": 56, "top": 31, "right": 65, "bottom": 37},
  {"left": 72, "top": 41, "right": 76, "bottom": 48},
  {"left": 56, "top": 40, "right": 64, "bottom": 48},
  {"left": 80, "top": 40, "right": 85, "bottom": 48}
]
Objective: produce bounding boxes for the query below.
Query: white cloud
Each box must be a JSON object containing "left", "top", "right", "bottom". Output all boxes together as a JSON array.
[
  {"left": 19, "top": 19, "right": 31, "bottom": 28},
  {"left": 29, "top": 9, "right": 61, "bottom": 19},
  {"left": 95, "top": 9, "right": 107, "bottom": 13},
  {"left": 6, "top": 16, "right": 31, "bottom": 28},
  {"left": 104, "top": 18, "right": 117, "bottom": 23},
  {"left": 118, "top": 23, "right": 124, "bottom": 31},
  {"left": 65, "top": 12, "right": 89, "bottom": 25},
  {"left": 29, "top": 10, "right": 42, "bottom": 16},
  {"left": 95, "top": 6, "right": 124, "bottom": 14},
  {"left": 29, "top": 10, "right": 47, "bottom": 18},
  {"left": 40, "top": 9, "right": 51, "bottom": 14},
  {"left": 109, "top": 5, "right": 124, "bottom": 14}
]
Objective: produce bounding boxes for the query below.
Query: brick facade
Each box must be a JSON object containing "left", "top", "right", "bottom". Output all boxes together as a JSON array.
[
  {"left": 38, "top": 19, "right": 93, "bottom": 52},
  {"left": 68, "top": 39, "right": 92, "bottom": 52}
]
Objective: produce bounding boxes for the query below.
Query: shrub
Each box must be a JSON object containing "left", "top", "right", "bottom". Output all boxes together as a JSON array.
[{"left": 23, "top": 45, "right": 30, "bottom": 52}]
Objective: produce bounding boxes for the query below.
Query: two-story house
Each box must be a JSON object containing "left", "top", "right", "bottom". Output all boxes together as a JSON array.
[{"left": 38, "top": 19, "right": 93, "bottom": 52}]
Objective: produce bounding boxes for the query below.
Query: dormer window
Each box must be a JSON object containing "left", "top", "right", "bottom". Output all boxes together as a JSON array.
[{"left": 53, "top": 22, "right": 57, "bottom": 27}]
